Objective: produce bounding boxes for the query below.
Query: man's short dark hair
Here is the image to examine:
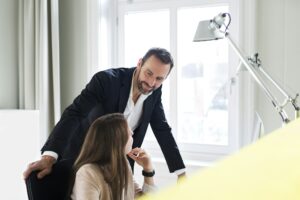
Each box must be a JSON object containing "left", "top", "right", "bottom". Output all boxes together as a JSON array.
[{"left": 141, "top": 47, "right": 174, "bottom": 72}]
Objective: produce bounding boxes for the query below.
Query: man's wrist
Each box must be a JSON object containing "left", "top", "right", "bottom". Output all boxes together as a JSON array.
[
  {"left": 41, "top": 155, "right": 56, "bottom": 164},
  {"left": 174, "top": 168, "right": 186, "bottom": 176},
  {"left": 42, "top": 151, "right": 58, "bottom": 160}
]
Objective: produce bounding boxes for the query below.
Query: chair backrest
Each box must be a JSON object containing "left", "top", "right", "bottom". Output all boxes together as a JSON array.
[{"left": 25, "top": 159, "right": 73, "bottom": 200}]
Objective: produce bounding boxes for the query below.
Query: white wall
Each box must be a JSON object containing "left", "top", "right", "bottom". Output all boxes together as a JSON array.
[
  {"left": 0, "top": 0, "right": 18, "bottom": 108},
  {"left": 257, "top": 0, "right": 300, "bottom": 133},
  {"left": 0, "top": 110, "right": 40, "bottom": 200}
]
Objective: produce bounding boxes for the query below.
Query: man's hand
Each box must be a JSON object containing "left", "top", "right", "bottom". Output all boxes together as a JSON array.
[
  {"left": 23, "top": 155, "right": 56, "bottom": 179},
  {"left": 177, "top": 172, "right": 187, "bottom": 183}
]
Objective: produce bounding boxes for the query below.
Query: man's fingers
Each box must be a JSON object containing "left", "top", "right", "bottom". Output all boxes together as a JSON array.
[
  {"left": 23, "top": 162, "right": 40, "bottom": 179},
  {"left": 37, "top": 168, "right": 51, "bottom": 179},
  {"left": 23, "top": 159, "right": 53, "bottom": 179},
  {"left": 23, "top": 168, "right": 33, "bottom": 179}
]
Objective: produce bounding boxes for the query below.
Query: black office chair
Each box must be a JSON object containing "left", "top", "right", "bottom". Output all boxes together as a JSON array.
[{"left": 25, "top": 159, "right": 73, "bottom": 200}]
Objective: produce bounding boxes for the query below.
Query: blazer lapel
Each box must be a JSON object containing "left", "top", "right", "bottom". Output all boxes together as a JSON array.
[{"left": 118, "top": 68, "right": 135, "bottom": 112}]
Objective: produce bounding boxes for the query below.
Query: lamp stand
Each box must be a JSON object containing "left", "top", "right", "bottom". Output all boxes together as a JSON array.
[{"left": 225, "top": 33, "right": 290, "bottom": 125}]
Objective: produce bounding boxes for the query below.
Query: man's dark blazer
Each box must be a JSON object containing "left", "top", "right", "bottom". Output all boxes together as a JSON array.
[{"left": 41, "top": 67, "right": 185, "bottom": 172}]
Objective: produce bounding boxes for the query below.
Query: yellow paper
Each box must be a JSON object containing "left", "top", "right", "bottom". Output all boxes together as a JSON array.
[{"left": 141, "top": 118, "right": 300, "bottom": 200}]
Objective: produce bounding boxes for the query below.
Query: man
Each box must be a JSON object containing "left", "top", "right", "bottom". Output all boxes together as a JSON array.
[{"left": 24, "top": 47, "right": 186, "bottom": 180}]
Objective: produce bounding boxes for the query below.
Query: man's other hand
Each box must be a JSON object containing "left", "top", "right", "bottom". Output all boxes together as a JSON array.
[{"left": 177, "top": 172, "right": 187, "bottom": 183}]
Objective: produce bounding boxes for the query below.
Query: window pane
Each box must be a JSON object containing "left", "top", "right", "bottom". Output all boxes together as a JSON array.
[
  {"left": 124, "top": 10, "right": 170, "bottom": 66},
  {"left": 177, "top": 6, "right": 229, "bottom": 145}
]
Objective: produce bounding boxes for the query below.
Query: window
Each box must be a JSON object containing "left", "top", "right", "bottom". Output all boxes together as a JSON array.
[
  {"left": 177, "top": 6, "right": 229, "bottom": 145},
  {"left": 118, "top": 0, "right": 239, "bottom": 161}
]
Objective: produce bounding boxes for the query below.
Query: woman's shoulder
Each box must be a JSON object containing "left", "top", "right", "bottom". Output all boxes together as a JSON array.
[
  {"left": 72, "top": 164, "right": 113, "bottom": 200},
  {"left": 76, "top": 163, "right": 105, "bottom": 180}
]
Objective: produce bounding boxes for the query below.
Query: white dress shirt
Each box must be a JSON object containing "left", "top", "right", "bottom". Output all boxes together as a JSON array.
[{"left": 123, "top": 75, "right": 152, "bottom": 131}]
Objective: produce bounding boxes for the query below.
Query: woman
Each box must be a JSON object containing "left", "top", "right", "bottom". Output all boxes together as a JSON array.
[{"left": 70, "top": 113, "right": 155, "bottom": 200}]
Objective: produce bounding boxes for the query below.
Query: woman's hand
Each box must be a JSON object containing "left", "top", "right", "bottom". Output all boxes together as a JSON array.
[
  {"left": 128, "top": 147, "right": 155, "bottom": 188},
  {"left": 128, "top": 147, "right": 153, "bottom": 171}
]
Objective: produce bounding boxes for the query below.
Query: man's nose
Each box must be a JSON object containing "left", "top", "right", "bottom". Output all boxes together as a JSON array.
[{"left": 147, "top": 76, "right": 156, "bottom": 87}]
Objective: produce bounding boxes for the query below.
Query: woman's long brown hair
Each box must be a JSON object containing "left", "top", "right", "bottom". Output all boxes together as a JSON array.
[{"left": 71, "top": 113, "right": 130, "bottom": 200}]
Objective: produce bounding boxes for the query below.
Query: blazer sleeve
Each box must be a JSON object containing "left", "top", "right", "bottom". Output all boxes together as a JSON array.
[
  {"left": 150, "top": 92, "right": 186, "bottom": 173},
  {"left": 41, "top": 71, "right": 109, "bottom": 156}
]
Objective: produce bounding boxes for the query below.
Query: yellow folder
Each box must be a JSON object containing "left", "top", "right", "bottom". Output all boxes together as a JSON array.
[{"left": 141, "top": 118, "right": 300, "bottom": 200}]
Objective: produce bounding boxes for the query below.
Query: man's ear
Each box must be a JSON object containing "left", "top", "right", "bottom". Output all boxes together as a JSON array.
[{"left": 137, "top": 58, "right": 143, "bottom": 68}]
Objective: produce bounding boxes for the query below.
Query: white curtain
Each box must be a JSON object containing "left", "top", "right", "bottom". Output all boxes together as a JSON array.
[
  {"left": 18, "top": 0, "right": 61, "bottom": 143},
  {"left": 87, "top": 0, "right": 117, "bottom": 79},
  {"left": 98, "top": 0, "right": 118, "bottom": 68}
]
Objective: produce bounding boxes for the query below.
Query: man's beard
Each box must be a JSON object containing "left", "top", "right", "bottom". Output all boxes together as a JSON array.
[{"left": 137, "top": 79, "right": 155, "bottom": 94}]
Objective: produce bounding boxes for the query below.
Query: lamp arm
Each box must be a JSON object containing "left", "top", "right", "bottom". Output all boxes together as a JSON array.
[
  {"left": 249, "top": 53, "right": 298, "bottom": 101},
  {"left": 249, "top": 56, "right": 300, "bottom": 118},
  {"left": 258, "top": 65, "right": 300, "bottom": 118},
  {"left": 248, "top": 53, "right": 300, "bottom": 119},
  {"left": 225, "top": 33, "right": 290, "bottom": 124},
  {"left": 257, "top": 65, "right": 289, "bottom": 99}
]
